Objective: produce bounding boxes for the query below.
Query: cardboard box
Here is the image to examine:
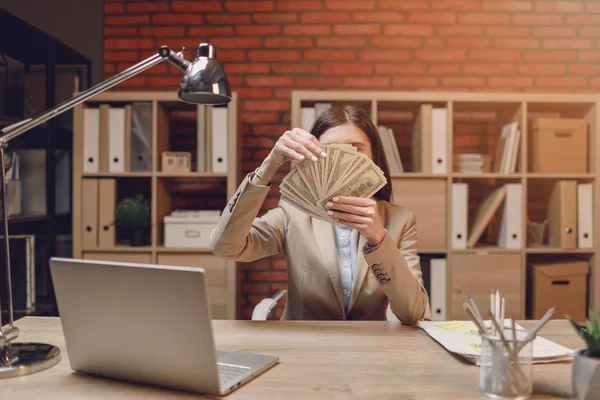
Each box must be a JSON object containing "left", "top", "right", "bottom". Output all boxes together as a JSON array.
[
  {"left": 161, "top": 151, "right": 191, "bottom": 173},
  {"left": 164, "top": 210, "right": 221, "bottom": 248},
  {"left": 530, "top": 260, "right": 588, "bottom": 320},
  {"left": 530, "top": 117, "right": 588, "bottom": 173}
]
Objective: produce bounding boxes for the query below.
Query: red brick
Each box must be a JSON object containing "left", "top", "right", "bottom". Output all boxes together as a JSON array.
[
  {"left": 513, "top": 13, "right": 563, "bottom": 25},
  {"left": 139, "top": 27, "right": 185, "bottom": 37},
  {"left": 276, "top": 1, "right": 322, "bottom": 11},
  {"left": 104, "top": 27, "right": 138, "bottom": 37},
  {"left": 172, "top": 1, "right": 222, "bottom": 12},
  {"left": 334, "top": 24, "right": 380, "bottom": 35},
  {"left": 463, "top": 63, "right": 515, "bottom": 75},
  {"left": 210, "top": 37, "right": 262, "bottom": 49},
  {"left": 580, "top": 27, "right": 600, "bottom": 37},
  {"left": 579, "top": 51, "right": 600, "bottom": 61},
  {"left": 532, "top": 27, "right": 576, "bottom": 37},
  {"left": 115, "top": 76, "right": 148, "bottom": 88},
  {"left": 317, "top": 37, "right": 366, "bottom": 47},
  {"left": 253, "top": 124, "right": 290, "bottom": 136},
  {"left": 300, "top": 11, "right": 350, "bottom": 23},
  {"left": 248, "top": 271, "right": 288, "bottom": 282},
  {"left": 225, "top": 63, "right": 270, "bottom": 74},
  {"left": 406, "top": 11, "right": 457, "bottom": 24},
  {"left": 105, "top": 38, "right": 154, "bottom": 50},
  {"left": 524, "top": 50, "right": 575, "bottom": 62},
  {"left": 105, "top": 15, "right": 150, "bottom": 25},
  {"left": 283, "top": 25, "right": 331, "bottom": 35},
  {"left": 272, "top": 64, "right": 319, "bottom": 74},
  {"left": 248, "top": 50, "right": 301, "bottom": 62},
  {"left": 188, "top": 26, "right": 234, "bottom": 36},
  {"left": 275, "top": 88, "right": 292, "bottom": 99},
  {"left": 429, "top": 64, "right": 462, "bottom": 75},
  {"left": 392, "top": 76, "right": 439, "bottom": 87},
  {"left": 148, "top": 76, "right": 182, "bottom": 87},
  {"left": 153, "top": 13, "right": 204, "bottom": 25},
  {"left": 415, "top": 49, "right": 467, "bottom": 62},
  {"left": 425, "top": 38, "right": 444, "bottom": 47},
  {"left": 216, "top": 50, "right": 248, "bottom": 62},
  {"left": 432, "top": 0, "right": 481, "bottom": 9},
  {"left": 352, "top": 11, "right": 404, "bottom": 22},
  {"left": 543, "top": 39, "right": 594, "bottom": 49},
  {"left": 243, "top": 137, "right": 275, "bottom": 149},
  {"left": 105, "top": 51, "right": 141, "bottom": 62},
  {"left": 587, "top": 3, "right": 600, "bottom": 12},
  {"left": 207, "top": 14, "right": 251, "bottom": 24},
  {"left": 304, "top": 49, "right": 356, "bottom": 61},
  {"left": 321, "top": 63, "right": 373, "bottom": 75},
  {"left": 590, "top": 78, "right": 600, "bottom": 88},
  {"left": 244, "top": 283, "right": 270, "bottom": 293},
  {"left": 482, "top": 1, "right": 532, "bottom": 11},
  {"left": 537, "top": 77, "right": 588, "bottom": 88},
  {"left": 485, "top": 26, "right": 530, "bottom": 37},
  {"left": 569, "top": 64, "right": 600, "bottom": 74},
  {"left": 104, "top": 3, "right": 124, "bottom": 14},
  {"left": 376, "top": 63, "right": 427, "bottom": 75},
  {"left": 326, "top": 0, "right": 375, "bottom": 9},
  {"left": 294, "top": 76, "right": 343, "bottom": 87},
  {"left": 246, "top": 76, "right": 294, "bottom": 87},
  {"left": 489, "top": 77, "right": 533, "bottom": 87},
  {"left": 470, "top": 49, "right": 521, "bottom": 61},
  {"left": 104, "top": 64, "right": 116, "bottom": 74},
  {"left": 442, "top": 77, "right": 486, "bottom": 87},
  {"left": 127, "top": 2, "right": 170, "bottom": 13},
  {"left": 343, "top": 76, "right": 390, "bottom": 87},
  {"left": 495, "top": 38, "right": 540, "bottom": 49},
  {"left": 446, "top": 37, "right": 492, "bottom": 48},
  {"left": 236, "top": 25, "right": 281, "bottom": 35},
  {"left": 518, "top": 64, "right": 567, "bottom": 75},
  {"left": 225, "top": 1, "right": 274, "bottom": 12},
  {"left": 378, "top": 0, "right": 428, "bottom": 10},
  {"left": 371, "top": 37, "right": 422, "bottom": 48},
  {"left": 264, "top": 37, "right": 313, "bottom": 48},
  {"left": 459, "top": 12, "right": 510, "bottom": 24},
  {"left": 235, "top": 88, "right": 274, "bottom": 99},
  {"left": 358, "top": 49, "right": 411, "bottom": 61},
  {"left": 568, "top": 14, "right": 600, "bottom": 24},
  {"left": 253, "top": 13, "right": 298, "bottom": 23},
  {"left": 384, "top": 25, "right": 434, "bottom": 36},
  {"left": 437, "top": 26, "right": 483, "bottom": 35},
  {"left": 244, "top": 100, "right": 289, "bottom": 112},
  {"left": 534, "top": 1, "right": 583, "bottom": 12}
]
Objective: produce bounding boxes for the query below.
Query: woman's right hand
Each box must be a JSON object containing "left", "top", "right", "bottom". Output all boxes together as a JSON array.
[{"left": 267, "top": 127, "right": 327, "bottom": 169}]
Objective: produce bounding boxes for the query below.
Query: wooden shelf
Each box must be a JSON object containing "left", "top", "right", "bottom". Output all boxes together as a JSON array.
[
  {"left": 155, "top": 246, "right": 213, "bottom": 253},
  {"left": 526, "top": 247, "right": 594, "bottom": 254},
  {"left": 526, "top": 173, "right": 595, "bottom": 179},
  {"left": 452, "top": 173, "right": 522, "bottom": 179},
  {"left": 82, "top": 172, "right": 153, "bottom": 178},
  {"left": 82, "top": 246, "right": 153, "bottom": 253},
  {"left": 156, "top": 172, "right": 228, "bottom": 178},
  {"left": 418, "top": 248, "right": 448, "bottom": 254},
  {"left": 390, "top": 173, "right": 446, "bottom": 179},
  {"left": 451, "top": 246, "right": 521, "bottom": 254}
]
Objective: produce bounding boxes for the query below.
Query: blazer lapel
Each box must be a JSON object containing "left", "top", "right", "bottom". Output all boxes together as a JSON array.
[
  {"left": 348, "top": 233, "right": 368, "bottom": 313},
  {"left": 313, "top": 217, "right": 345, "bottom": 313}
]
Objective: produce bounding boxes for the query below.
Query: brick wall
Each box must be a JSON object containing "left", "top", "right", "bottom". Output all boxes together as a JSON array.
[{"left": 104, "top": 0, "right": 600, "bottom": 319}]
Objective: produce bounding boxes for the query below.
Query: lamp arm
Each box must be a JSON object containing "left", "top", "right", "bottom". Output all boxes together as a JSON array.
[{"left": 0, "top": 46, "right": 189, "bottom": 144}]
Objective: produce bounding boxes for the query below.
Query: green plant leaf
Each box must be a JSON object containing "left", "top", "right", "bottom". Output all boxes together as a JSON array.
[
  {"left": 114, "top": 195, "right": 151, "bottom": 231},
  {"left": 568, "top": 312, "right": 600, "bottom": 358}
]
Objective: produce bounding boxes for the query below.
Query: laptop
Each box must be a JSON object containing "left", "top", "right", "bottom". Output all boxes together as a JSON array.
[{"left": 49, "top": 257, "right": 278, "bottom": 396}]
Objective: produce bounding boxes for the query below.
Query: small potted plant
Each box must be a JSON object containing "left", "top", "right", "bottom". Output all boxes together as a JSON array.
[
  {"left": 115, "top": 195, "right": 151, "bottom": 246},
  {"left": 567, "top": 309, "right": 600, "bottom": 399}
]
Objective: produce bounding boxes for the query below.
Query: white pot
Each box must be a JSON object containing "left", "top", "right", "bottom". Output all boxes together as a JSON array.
[{"left": 573, "top": 348, "right": 600, "bottom": 399}]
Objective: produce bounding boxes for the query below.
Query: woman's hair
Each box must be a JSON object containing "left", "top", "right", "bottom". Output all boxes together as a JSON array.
[{"left": 310, "top": 104, "right": 393, "bottom": 202}]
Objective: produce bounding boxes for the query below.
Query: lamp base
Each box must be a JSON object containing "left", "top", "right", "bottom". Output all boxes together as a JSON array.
[{"left": 0, "top": 342, "right": 60, "bottom": 378}]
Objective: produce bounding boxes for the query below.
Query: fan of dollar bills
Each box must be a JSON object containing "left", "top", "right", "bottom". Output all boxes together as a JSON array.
[{"left": 280, "top": 144, "right": 388, "bottom": 223}]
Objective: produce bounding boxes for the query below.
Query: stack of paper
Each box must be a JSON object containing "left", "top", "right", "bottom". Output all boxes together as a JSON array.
[
  {"left": 280, "top": 144, "right": 387, "bottom": 223},
  {"left": 454, "top": 153, "right": 492, "bottom": 173},
  {"left": 418, "top": 320, "right": 574, "bottom": 365}
]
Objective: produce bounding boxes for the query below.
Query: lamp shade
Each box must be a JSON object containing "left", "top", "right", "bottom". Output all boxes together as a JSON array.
[{"left": 178, "top": 43, "right": 231, "bottom": 105}]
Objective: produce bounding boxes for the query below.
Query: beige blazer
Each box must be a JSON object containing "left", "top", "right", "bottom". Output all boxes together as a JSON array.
[{"left": 210, "top": 172, "right": 432, "bottom": 324}]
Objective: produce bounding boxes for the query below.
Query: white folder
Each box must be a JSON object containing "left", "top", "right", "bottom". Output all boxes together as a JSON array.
[
  {"left": 431, "top": 108, "right": 448, "bottom": 174},
  {"left": 578, "top": 183, "right": 593, "bottom": 248},
  {"left": 498, "top": 183, "right": 522, "bottom": 249},
  {"left": 301, "top": 107, "right": 315, "bottom": 131},
  {"left": 108, "top": 107, "right": 125, "bottom": 173},
  {"left": 211, "top": 107, "right": 228, "bottom": 173},
  {"left": 83, "top": 108, "right": 100, "bottom": 173},
  {"left": 430, "top": 258, "right": 447, "bottom": 321},
  {"left": 197, "top": 105, "right": 206, "bottom": 172},
  {"left": 452, "top": 183, "right": 468, "bottom": 249}
]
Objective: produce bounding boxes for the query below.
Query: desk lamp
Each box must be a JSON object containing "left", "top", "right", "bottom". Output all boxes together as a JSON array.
[{"left": 0, "top": 43, "right": 231, "bottom": 378}]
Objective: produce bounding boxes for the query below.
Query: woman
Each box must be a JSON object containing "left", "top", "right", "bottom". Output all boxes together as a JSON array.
[{"left": 210, "top": 104, "right": 431, "bottom": 324}]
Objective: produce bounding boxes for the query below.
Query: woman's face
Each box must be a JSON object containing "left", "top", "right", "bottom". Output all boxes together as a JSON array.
[{"left": 318, "top": 123, "right": 373, "bottom": 159}]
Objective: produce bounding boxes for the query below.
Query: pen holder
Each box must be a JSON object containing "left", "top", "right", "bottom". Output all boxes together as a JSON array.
[{"left": 480, "top": 328, "right": 534, "bottom": 400}]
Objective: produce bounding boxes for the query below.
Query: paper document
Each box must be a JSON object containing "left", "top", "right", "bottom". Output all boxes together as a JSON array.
[{"left": 418, "top": 320, "right": 574, "bottom": 365}]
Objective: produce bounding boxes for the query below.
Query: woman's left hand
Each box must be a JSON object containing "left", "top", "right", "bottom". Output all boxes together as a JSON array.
[{"left": 326, "top": 196, "right": 386, "bottom": 246}]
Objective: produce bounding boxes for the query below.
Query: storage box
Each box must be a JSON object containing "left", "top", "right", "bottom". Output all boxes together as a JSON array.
[
  {"left": 161, "top": 152, "right": 191, "bottom": 173},
  {"left": 530, "top": 117, "right": 588, "bottom": 173},
  {"left": 164, "top": 210, "right": 221, "bottom": 248},
  {"left": 530, "top": 260, "right": 588, "bottom": 320}
]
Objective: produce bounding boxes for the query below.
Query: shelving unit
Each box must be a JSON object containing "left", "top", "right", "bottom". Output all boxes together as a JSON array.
[
  {"left": 292, "top": 90, "right": 599, "bottom": 320},
  {"left": 72, "top": 91, "right": 240, "bottom": 319}
]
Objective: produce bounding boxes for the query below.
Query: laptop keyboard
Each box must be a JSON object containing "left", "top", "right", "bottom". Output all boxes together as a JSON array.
[{"left": 218, "top": 362, "right": 250, "bottom": 387}]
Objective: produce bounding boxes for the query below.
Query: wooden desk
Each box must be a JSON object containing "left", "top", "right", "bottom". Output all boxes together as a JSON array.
[{"left": 2, "top": 317, "right": 583, "bottom": 399}]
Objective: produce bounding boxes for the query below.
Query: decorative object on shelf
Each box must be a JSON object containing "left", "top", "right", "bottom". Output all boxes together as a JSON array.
[
  {"left": 161, "top": 151, "right": 191, "bottom": 173},
  {"left": 526, "top": 217, "right": 548, "bottom": 247},
  {"left": 568, "top": 309, "right": 600, "bottom": 400},
  {"left": 163, "top": 210, "right": 221, "bottom": 248},
  {"left": 531, "top": 117, "right": 587, "bottom": 174},
  {"left": 0, "top": 42, "right": 231, "bottom": 377},
  {"left": 453, "top": 153, "right": 491, "bottom": 173},
  {"left": 115, "top": 195, "right": 151, "bottom": 247}
]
